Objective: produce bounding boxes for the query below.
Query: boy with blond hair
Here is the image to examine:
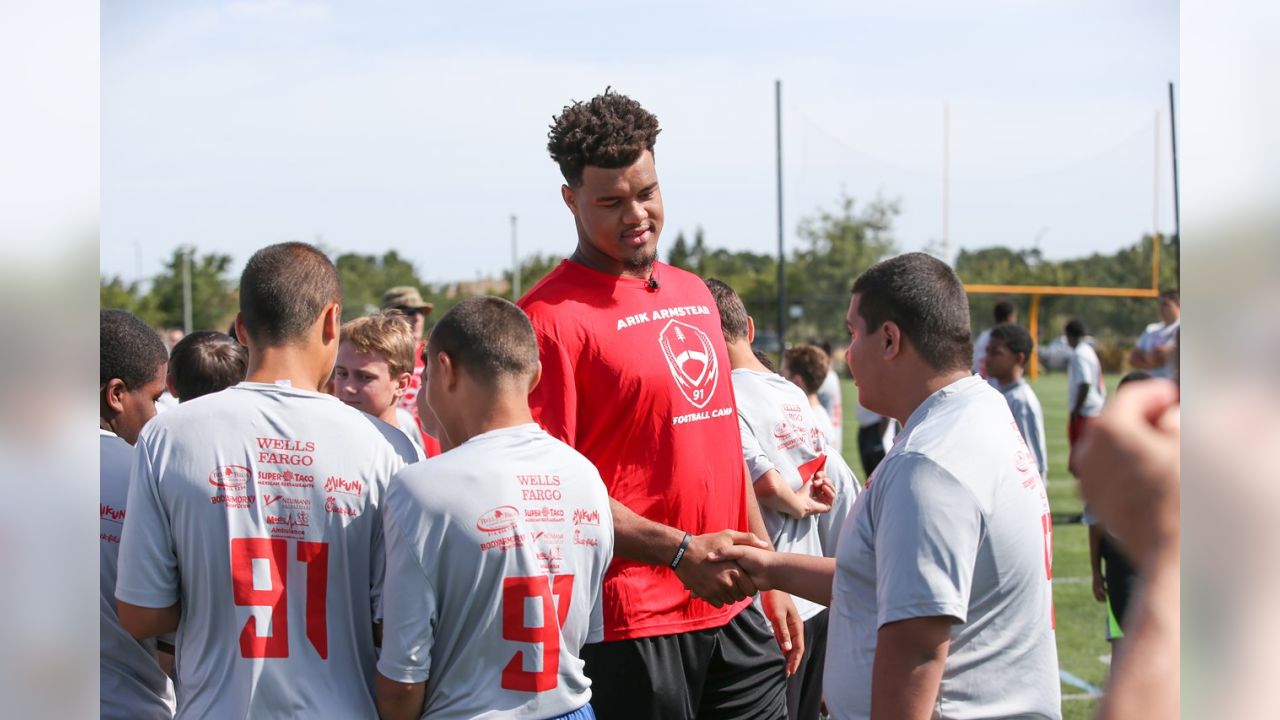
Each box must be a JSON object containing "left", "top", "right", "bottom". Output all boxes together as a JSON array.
[{"left": 335, "top": 310, "right": 428, "bottom": 460}]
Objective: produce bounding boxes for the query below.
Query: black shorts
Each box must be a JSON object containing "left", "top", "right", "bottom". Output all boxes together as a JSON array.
[
  {"left": 1100, "top": 535, "right": 1137, "bottom": 629},
  {"left": 785, "top": 610, "right": 828, "bottom": 720},
  {"left": 581, "top": 605, "right": 787, "bottom": 720}
]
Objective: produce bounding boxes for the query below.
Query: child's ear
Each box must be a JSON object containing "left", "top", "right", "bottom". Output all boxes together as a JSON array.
[
  {"left": 103, "top": 378, "right": 127, "bottom": 415},
  {"left": 395, "top": 371, "right": 412, "bottom": 396}
]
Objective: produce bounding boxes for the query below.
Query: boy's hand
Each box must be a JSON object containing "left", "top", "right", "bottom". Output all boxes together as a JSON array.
[
  {"left": 1092, "top": 571, "right": 1107, "bottom": 603},
  {"left": 707, "top": 543, "right": 775, "bottom": 591}
]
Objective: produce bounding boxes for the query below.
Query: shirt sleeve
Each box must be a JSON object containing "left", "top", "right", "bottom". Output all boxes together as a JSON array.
[
  {"left": 873, "top": 454, "right": 985, "bottom": 627},
  {"left": 115, "top": 433, "right": 181, "bottom": 608},
  {"left": 737, "top": 413, "right": 775, "bottom": 482},
  {"left": 1028, "top": 403, "right": 1049, "bottom": 482},
  {"left": 376, "top": 483, "right": 438, "bottom": 684},
  {"left": 527, "top": 325, "right": 578, "bottom": 446}
]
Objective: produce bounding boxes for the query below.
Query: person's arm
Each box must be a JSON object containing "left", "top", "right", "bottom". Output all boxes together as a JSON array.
[
  {"left": 117, "top": 601, "right": 180, "bottom": 640},
  {"left": 870, "top": 616, "right": 952, "bottom": 720},
  {"left": 610, "top": 498, "right": 764, "bottom": 607},
  {"left": 1088, "top": 524, "right": 1107, "bottom": 603},
  {"left": 1071, "top": 382, "right": 1090, "bottom": 417},
  {"left": 740, "top": 465, "right": 805, "bottom": 675},
  {"left": 753, "top": 468, "right": 832, "bottom": 519},
  {"left": 1101, "top": 544, "right": 1179, "bottom": 719},
  {"left": 375, "top": 674, "right": 426, "bottom": 720}
]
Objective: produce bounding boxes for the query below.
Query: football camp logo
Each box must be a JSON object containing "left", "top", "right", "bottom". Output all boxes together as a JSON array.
[{"left": 658, "top": 320, "right": 719, "bottom": 409}]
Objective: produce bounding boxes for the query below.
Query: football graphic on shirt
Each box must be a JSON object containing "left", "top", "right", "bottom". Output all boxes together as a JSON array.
[{"left": 657, "top": 320, "right": 719, "bottom": 409}]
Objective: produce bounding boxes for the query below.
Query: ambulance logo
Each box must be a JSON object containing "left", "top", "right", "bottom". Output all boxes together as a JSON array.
[{"left": 658, "top": 320, "right": 719, "bottom": 409}]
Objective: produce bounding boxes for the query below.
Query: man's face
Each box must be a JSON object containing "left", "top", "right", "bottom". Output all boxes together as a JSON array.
[
  {"left": 116, "top": 363, "right": 167, "bottom": 445},
  {"left": 565, "top": 150, "right": 663, "bottom": 276},
  {"left": 984, "top": 337, "right": 1018, "bottom": 383},
  {"left": 846, "top": 294, "right": 886, "bottom": 413},
  {"left": 1159, "top": 297, "right": 1179, "bottom": 324},
  {"left": 333, "top": 344, "right": 402, "bottom": 419}
]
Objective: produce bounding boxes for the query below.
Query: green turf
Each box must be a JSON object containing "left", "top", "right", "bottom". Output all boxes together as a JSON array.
[{"left": 837, "top": 370, "right": 1122, "bottom": 718}]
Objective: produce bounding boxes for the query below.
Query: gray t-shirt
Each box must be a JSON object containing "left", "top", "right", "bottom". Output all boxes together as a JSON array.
[
  {"left": 100, "top": 430, "right": 175, "bottom": 720},
  {"left": 815, "top": 369, "right": 844, "bottom": 454},
  {"left": 826, "top": 375, "right": 1060, "bottom": 720},
  {"left": 116, "top": 381, "right": 415, "bottom": 719},
  {"left": 992, "top": 378, "right": 1049, "bottom": 483},
  {"left": 377, "top": 424, "right": 613, "bottom": 719},
  {"left": 1067, "top": 342, "right": 1106, "bottom": 416}
]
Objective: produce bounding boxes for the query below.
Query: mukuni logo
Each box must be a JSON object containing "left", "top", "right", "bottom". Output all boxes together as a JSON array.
[
  {"left": 209, "top": 465, "right": 251, "bottom": 490},
  {"left": 476, "top": 505, "right": 520, "bottom": 533},
  {"left": 572, "top": 508, "right": 601, "bottom": 526}
]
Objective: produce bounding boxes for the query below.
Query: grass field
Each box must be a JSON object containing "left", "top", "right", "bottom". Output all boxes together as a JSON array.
[{"left": 838, "top": 371, "right": 1122, "bottom": 719}]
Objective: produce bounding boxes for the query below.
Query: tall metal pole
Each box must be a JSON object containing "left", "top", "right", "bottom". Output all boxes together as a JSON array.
[
  {"left": 1152, "top": 110, "right": 1161, "bottom": 290},
  {"left": 775, "top": 80, "right": 786, "bottom": 351},
  {"left": 943, "top": 102, "right": 951, "bottom": 264},
  {"left": 1167, "top": 82, "right": 1181, "bottom": 273},
  {"left": 181, "top": 247, "right": 193, "bottom": 333},
  {"left": 510, "top": 214, "right": 520, "bottom": 300}
]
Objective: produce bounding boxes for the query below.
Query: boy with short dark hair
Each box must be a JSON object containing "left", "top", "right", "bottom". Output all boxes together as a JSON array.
[
  {"left": 99, "top": 309, "right": 175, "bottom": 720},
  {"left": 1066, "top": 318, "right": 1106, "bottom": 472},
  {"left": 984, "top": 323, "right": 1048, "bottom": 483},
  {"left": 782, "top": 345, "right": 839, "bottom": 451},
  {"left": 375, "top": 297, "right": 613, "bottom": 720},
  {"left": 116, "top": 242, "right": 417, "bottom": 718},
  {"left": 165, "top": 331, "right": 247, "bottom": 402}
]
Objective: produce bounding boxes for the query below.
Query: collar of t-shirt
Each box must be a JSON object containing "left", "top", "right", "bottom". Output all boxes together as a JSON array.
[
  {"left": 231, "top": 380, "right": 341, "bottom": 401},
  {"left": 901, "top": 375, "right": 985, "bottom": 435},
  {"left": 100, "top": 428, "right": 118, "bottom": 439},
  {"left": 556, "top": 259, "right": 660, "bottom": 290},
  {"left": 456, "top": 422, "right": 543, "bottom": 449},
  {"left": 991, "top": 378, "right": 1026, "bottom": 393}
]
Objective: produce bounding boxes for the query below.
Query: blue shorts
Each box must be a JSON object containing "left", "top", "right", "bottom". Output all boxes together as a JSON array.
[{"left": 552, "top": 704, "right": 596, "bottom": 720}]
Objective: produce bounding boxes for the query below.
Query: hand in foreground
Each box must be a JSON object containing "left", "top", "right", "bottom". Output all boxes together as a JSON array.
[
  {"left": 706, "top": 542, "right": 776, "bottom": 593},
  {"left": 674, "top": 530, "right": 771, "bottom": 607},
  {"left": 1075, "top": 379, "right": 1180, "bottom": 567},
  {"left": 761, "top": 589, "right": 805, "bottom": 675}
]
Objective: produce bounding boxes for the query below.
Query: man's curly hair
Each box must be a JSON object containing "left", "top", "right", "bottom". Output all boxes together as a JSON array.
[{"left": 547, "top": 88, "right": 661, "bottom": 186}]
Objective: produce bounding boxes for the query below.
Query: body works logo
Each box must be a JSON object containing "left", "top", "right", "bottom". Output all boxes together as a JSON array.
[
  {"left": 209, "top": 465, "right": 251, "bottom": 490},
  {"left": 100, "top": 503, "right": 125, "bottom": 525},
  {"left": 476, "top": 506, "right": 520, "bottom": 534},
  {"left": 572, "top": 508, "right": 601, "bottom": 527},
  {"left": 658, "top": 320, "right": 719, "bottom": 409},
  {"left": 324, "top": 476, "right": 363, "bottom": 497}
]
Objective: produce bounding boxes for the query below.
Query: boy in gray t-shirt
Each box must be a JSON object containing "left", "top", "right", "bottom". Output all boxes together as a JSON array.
[{"left": 984, "top": 323, "right": 1049, "bottom": 483}]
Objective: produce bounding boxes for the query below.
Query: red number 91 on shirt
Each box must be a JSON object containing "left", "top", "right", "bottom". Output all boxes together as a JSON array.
[{"left": 230, "top": 537, "right": 329, "bottom": 659}]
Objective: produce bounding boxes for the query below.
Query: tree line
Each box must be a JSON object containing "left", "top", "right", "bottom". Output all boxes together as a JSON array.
[{"left": 101, "top": 194, "right": 1177, "bottom": 358}]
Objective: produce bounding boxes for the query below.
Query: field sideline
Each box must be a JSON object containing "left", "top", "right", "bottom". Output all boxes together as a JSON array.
[{"left": 839, "top": 371, "right": 1122, "bottom": 719}]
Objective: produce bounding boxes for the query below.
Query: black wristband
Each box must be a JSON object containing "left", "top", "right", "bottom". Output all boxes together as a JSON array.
[{"left": 670, "top": 532, "right": 693, "bottom": 569}]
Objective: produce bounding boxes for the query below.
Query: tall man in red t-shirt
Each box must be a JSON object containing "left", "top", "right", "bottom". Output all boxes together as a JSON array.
[{"left": 517, "top": 90, "right": 797, "bottom": 719}]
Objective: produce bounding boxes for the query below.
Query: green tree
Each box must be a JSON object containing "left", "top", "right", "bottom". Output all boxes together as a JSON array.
[
  {"left": 100, "top": 275, "right": 164, "bottom": 326},
  {"left": 146, "top": 247, "right": 238, "bottom": 331},
  {"left": 503, "top": 252, "right": 564, "bottom": 301},
  {"left": 334, "top": 250, "right": 427, "bottom": 321},
  {"left": 786, "top": 194, "right": 899, "bottom": 342}
]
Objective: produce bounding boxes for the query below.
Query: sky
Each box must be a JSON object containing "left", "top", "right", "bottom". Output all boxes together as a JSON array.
[{"left": 100, "top": 0, "right": 1179, "bottom": 286}]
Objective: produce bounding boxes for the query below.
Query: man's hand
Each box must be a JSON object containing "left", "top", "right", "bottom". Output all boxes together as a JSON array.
[
  {"left": 761, "top": 589, "right": 805, "bottom": 676},
  {"left": 674, "top": 530, "right": 770, "bottom": 607},
  {"left": 707, "top": 542, "right": 776, "bottom": 592}
]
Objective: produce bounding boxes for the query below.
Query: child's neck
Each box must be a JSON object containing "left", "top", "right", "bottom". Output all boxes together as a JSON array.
[
  {"left": 996, "top": 367, "right": 1024, "bottom": 385},
  {"left": 806, "top": 393, "right": 821, "bottom": 407}
]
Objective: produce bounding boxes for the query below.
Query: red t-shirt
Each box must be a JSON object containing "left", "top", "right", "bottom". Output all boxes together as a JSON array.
[{"left": 518, "top": 259, "right": 752, "bottom": 640}]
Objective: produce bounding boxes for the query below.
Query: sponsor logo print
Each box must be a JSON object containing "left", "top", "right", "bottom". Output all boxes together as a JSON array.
[
  {"left": 265, "top": 511, "right": 311, "bottom": 529},
  {"left": 210, "top": 494, "right": 256, "bottom": 508},
  {"left": 658, "top": 319, "right": 719, "bottom": 409},
  {"left": 324, "top": 496, "right": 360, "bottom": 517},
  {"left": 209, "top": 465, "right": 251, "bottom": 490},
  {"left": 782, "top": 403, "right": 806, "bottom": 424},
  {"left": 1014, "top": 449, "right": 1032, "bottom": 474},
  {"left": 524, "top": 507, "right": 565, "bottom": 523},
  {"left": 572, "top": 508, "right": 601, "bottom": 526},
  {"left": 263, "top": 495, "right": 312, "bottom": 510},
  {"left": 480, "top": 533, "right": 526, "bottom": 552},
  {"left": 476, "top": 505, "right": 520, "bottom": 534},
  {"left": 100, "top": 503, "right": 126, "bottom": 524},
  {"left": 573, "top": 528, "right": 600, "bottom": 547},
  {"left": 324, "top": 476, "right": 363, "bottom": 497},
  {"left": 257, "top": 469, "right": 315, "bottom": 488}
]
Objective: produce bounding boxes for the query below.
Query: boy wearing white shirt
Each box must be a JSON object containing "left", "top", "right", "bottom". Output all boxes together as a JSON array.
[
  {"left": 1066, "top": 318, "right": 1107, "bottom": 471},
  {"left": 707, "top": 280, "right": 852, "bottom": 720},
  {"left": 116, "top": 242, "right": 417, "bottom": 719},
  {"left": 100, "top": 309, "right": 175, "bottom": 720},
  {"left": 710, "top": 253, "right": 1059, "bottom": 720},
  {"left": 985, "top": 322, "right": 1049, "bottom": 484},
  {"left": 376, "top": 296, "right": 614, "bottom": 720},
  {"left": 1128, "top": 290, "right": 1180, "bottom": 379}
]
